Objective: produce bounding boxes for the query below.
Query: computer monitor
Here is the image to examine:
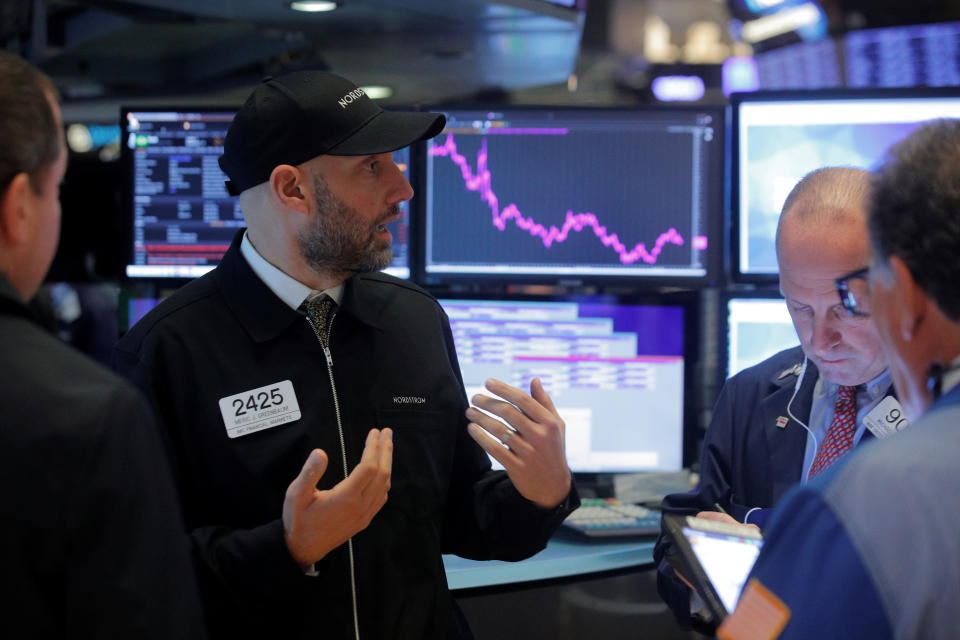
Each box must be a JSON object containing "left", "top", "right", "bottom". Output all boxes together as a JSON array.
[
  {"left": 753, "top": 39, "right": 842, "bottom": 90},
  {"left": 121, "top": 107, "right": 412, "bottom": 279},
  {"left": 439, "top": 296, "right": 687, "bottom": 472},
  {"left": 730, "top": 88, "right": 960, "bottom": 281},
  {"left": 724, "top": 292, "right": 798, "bottom": 379},
  {"left": 419, "top": 106, "right": 724, "bottom": 285},
  {"left": 845, "top": 22, "right": 960, "bottom": 89}
]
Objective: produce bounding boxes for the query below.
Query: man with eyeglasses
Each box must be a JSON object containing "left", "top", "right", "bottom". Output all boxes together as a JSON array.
[
  {"left": 717, "top": 118, "right": 960, "bottom": 640},
  {"left": 656, "top": 167, "right": 900, "bottom": 629}
]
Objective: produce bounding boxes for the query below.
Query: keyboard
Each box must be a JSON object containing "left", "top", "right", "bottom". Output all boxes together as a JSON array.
[{"left": 560, "top": 498, "right": 661, "bottom": 539}]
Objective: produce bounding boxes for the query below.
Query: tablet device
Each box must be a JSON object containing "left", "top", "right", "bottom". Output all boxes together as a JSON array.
[{"left": 663, "top": 514, "right": 764, "bottom": 621}]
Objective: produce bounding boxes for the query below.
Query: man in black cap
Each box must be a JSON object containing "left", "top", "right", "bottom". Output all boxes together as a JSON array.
[{"left": 114, "top": 71, "right": 578, "bottom": 640}]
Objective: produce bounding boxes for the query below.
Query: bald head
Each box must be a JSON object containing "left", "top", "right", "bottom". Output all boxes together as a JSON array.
[
  {"left": 775, "top": 167, "right": 885, "bottom": 386},
  {"left": 775, "top": 167, "right": 871, "bottom": 258}
]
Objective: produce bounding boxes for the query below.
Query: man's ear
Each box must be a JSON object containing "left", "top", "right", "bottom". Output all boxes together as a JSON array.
[
  {"left": 889, "top": 255, "right": 926, "bottom": 343},
  {"left": 0, "top": 173, "right": 33, "bottom": 245},
  {"left": 269, "top": 164, "right": 310, "bottom": 215}
]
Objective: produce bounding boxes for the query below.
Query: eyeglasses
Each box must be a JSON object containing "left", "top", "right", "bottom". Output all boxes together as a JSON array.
[{"left": 834, "top": 266, "right": 871, "bottom": 317}]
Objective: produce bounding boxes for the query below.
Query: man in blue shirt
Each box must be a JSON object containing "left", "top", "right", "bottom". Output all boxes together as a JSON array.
[{"left": 719, "top": 119, "right": 960, "bottom": 639}]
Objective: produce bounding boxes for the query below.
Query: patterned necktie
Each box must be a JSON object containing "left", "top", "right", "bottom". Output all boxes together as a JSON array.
[
  {"left": 809, "top": 385, "right": 857, "bottom": 477},
  {"left": 304, "top": 295, "right": 336, "bottom": 348}
]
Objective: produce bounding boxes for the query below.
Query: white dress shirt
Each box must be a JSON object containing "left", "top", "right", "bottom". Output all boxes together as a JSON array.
[{"left": 240, "top": 231, "right": 343, "bottom": 308}]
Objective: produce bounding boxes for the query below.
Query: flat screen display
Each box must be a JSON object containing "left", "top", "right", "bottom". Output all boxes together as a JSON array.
[
  {"left": 683, "top": 522, "right": 764, "bottom": 615},
  {"left": 422, "top": 107, "right": 723, "bottom": 284},
  {"left": 439, "top": 297, "right": 685, "bottom": 472},
  {"left": 845, "top": 22, "right": 960, "bottom": 89},
  {"left": 726, "top": 296, "right": 798, "bottom": 378},
  {"left": 122, "top": 108, "right": 411, "bottom": 279},
  {"left": 731, "top": 89, "right": 960, "bottom": 279}
]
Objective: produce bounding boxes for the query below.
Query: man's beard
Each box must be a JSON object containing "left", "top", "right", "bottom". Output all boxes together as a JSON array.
[{"left": 297, "top": 171, "right": 395, "bottom": 276}]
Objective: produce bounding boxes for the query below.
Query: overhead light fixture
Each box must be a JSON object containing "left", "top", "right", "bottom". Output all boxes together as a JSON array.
[
  {"left": 741, "top": 2, "right": 822, "bottom": 44},
  {"left": 746, "top": 0, "right": 789, "bottom": 9},
  {"left": 288, "top": 1, "right": 338, "bottom": 13},
  {"left": 66, "top": 123, "right": 121, "bottom": 154},
  {"left": 722, "top": 57, "right": 759, "bottom": 96},
  {"left": 360, "top": 85, "right": 392, "bottom": 100},
  {"left": 66, "top": 124, "right": 93, "bottom": 153},
  {"left": 651, "top": 75, "right": 705, "bottom": 102}
]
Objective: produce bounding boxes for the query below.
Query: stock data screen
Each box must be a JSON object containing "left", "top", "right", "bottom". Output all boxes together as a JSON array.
[
  {"left": 123, "top": 108, "right": 411, "bottom": 279},
  {"left": 755, "top": 39, "right": 842, "bottom": 90},
  {"left": 845, "top": 22, "right": 960, "bottom": 89},
  {"left": 125, "top": 109, "right": 238, "bottom": 278},
  {"left": 422, "top": 108, "right": 722, "bottom": 282},
  {"left": 441, "top": 298, "right": 685, "bottom": 472}
]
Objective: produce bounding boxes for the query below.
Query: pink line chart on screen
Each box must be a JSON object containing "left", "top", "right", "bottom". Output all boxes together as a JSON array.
[{"left": 429, "top": 133, "right": 709, "bottom": 266}]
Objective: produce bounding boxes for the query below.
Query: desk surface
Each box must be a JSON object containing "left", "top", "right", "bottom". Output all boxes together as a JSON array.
[{"left": 443, "top": 536, "right": 656, "bottom": 591}]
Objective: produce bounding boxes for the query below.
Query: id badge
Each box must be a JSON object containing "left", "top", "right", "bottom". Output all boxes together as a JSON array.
[
  {"left": 862, "top": 395, "right": 908, "bottom": 439},
  {"left": 218, "top": 380, "right": 301, "bottom": 438}
]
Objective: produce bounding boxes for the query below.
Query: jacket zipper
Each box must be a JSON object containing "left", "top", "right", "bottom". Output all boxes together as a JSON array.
[{"left": 306, "top": 309, "right": 360, "bottom": 640}]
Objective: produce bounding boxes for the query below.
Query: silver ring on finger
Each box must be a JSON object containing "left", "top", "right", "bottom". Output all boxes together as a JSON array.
[{"left": 501, "top": 428, "right": 517, "bottom": 448}]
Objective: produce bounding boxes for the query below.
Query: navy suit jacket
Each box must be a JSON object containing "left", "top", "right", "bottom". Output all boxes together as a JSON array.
[{"left": 653, "top": 346, "right": 875, "bottom": 627}]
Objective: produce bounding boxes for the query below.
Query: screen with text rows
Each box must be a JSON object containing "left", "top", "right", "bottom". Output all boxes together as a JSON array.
[
  {"left": 440, "top": 298, "right": 685, "bottom": 472},
  {"left": 122, "top": 108, "right": 411, "bottom": 279}
]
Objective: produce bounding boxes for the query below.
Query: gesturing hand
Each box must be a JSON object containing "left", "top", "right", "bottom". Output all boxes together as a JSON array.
[
  {"left": 466, "top": 377, "right": 571, "bottom": 509},
  {"left": 282, "top": 428, "right": 393, "bottom": 568}
]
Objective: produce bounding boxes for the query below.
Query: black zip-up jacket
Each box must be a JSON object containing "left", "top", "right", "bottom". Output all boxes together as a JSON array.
[
  {"left": 113, "top": 231, "right": 577, "bottom": 639},
  {"left": 0, "top": 274, "right": 205, "bottom": 639}
]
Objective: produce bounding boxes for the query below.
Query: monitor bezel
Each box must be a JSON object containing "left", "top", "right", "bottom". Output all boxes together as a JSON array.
[
  {"left": 729, "top": 86, "right": 960, "bottom": 285},
  {"left": 413, "top": 104, "right": 726, "bottom": 290}
]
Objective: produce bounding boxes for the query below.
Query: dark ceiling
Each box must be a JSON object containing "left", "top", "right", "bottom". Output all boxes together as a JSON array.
[
  {"left": 7, "top": 0, "right": 586, "bottom": 122},
  {"left": 6, "top": 0, "right": 959, "bottom": 123}
]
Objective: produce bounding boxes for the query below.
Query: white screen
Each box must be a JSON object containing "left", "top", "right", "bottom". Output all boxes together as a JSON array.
[
  {"left": 727, "top": 298, "right": 798, "bottom": 377},
  {"left": 736, "top": 95, "right": 960, "bottom": 275},
  {"left": 684, "top": 526, "right": 764, "bottom": 614}
]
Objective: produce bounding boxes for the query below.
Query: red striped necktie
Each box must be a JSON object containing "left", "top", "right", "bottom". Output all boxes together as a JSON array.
[{"left": 809, "top": 385, "right": 857, "bottom": 477}]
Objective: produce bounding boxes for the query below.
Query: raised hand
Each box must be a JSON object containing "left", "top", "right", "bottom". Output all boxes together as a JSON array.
[
  {"left": 282, "top": 428, "right": 393, "bottom": 567},
  {"left": 466, "top": 377, "right": 571, "bottom": 509}
]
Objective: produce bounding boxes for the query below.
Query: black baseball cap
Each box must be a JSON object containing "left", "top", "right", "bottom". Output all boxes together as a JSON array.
[{"left": 219, "top": 70, "right": 446, "bottom": 195}]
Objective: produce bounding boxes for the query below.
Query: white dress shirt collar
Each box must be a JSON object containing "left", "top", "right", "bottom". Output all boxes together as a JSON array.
[
  {"left": 240, "top": 232, "right": 344, "bottom": 310},
  {"left": 815, "top": 368, "right": 892, "bottom": 403}
]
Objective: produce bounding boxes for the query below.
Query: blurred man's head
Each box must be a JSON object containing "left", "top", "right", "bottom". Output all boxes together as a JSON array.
[
  {"left": 868, "top": 119, "right": 960, "bottom": 418},
  {"left": 776, "top": 167, "right": 886, "bottom": 386},
  {"left": 0, "top": 52, "right": 66, "bottom": 301}
]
